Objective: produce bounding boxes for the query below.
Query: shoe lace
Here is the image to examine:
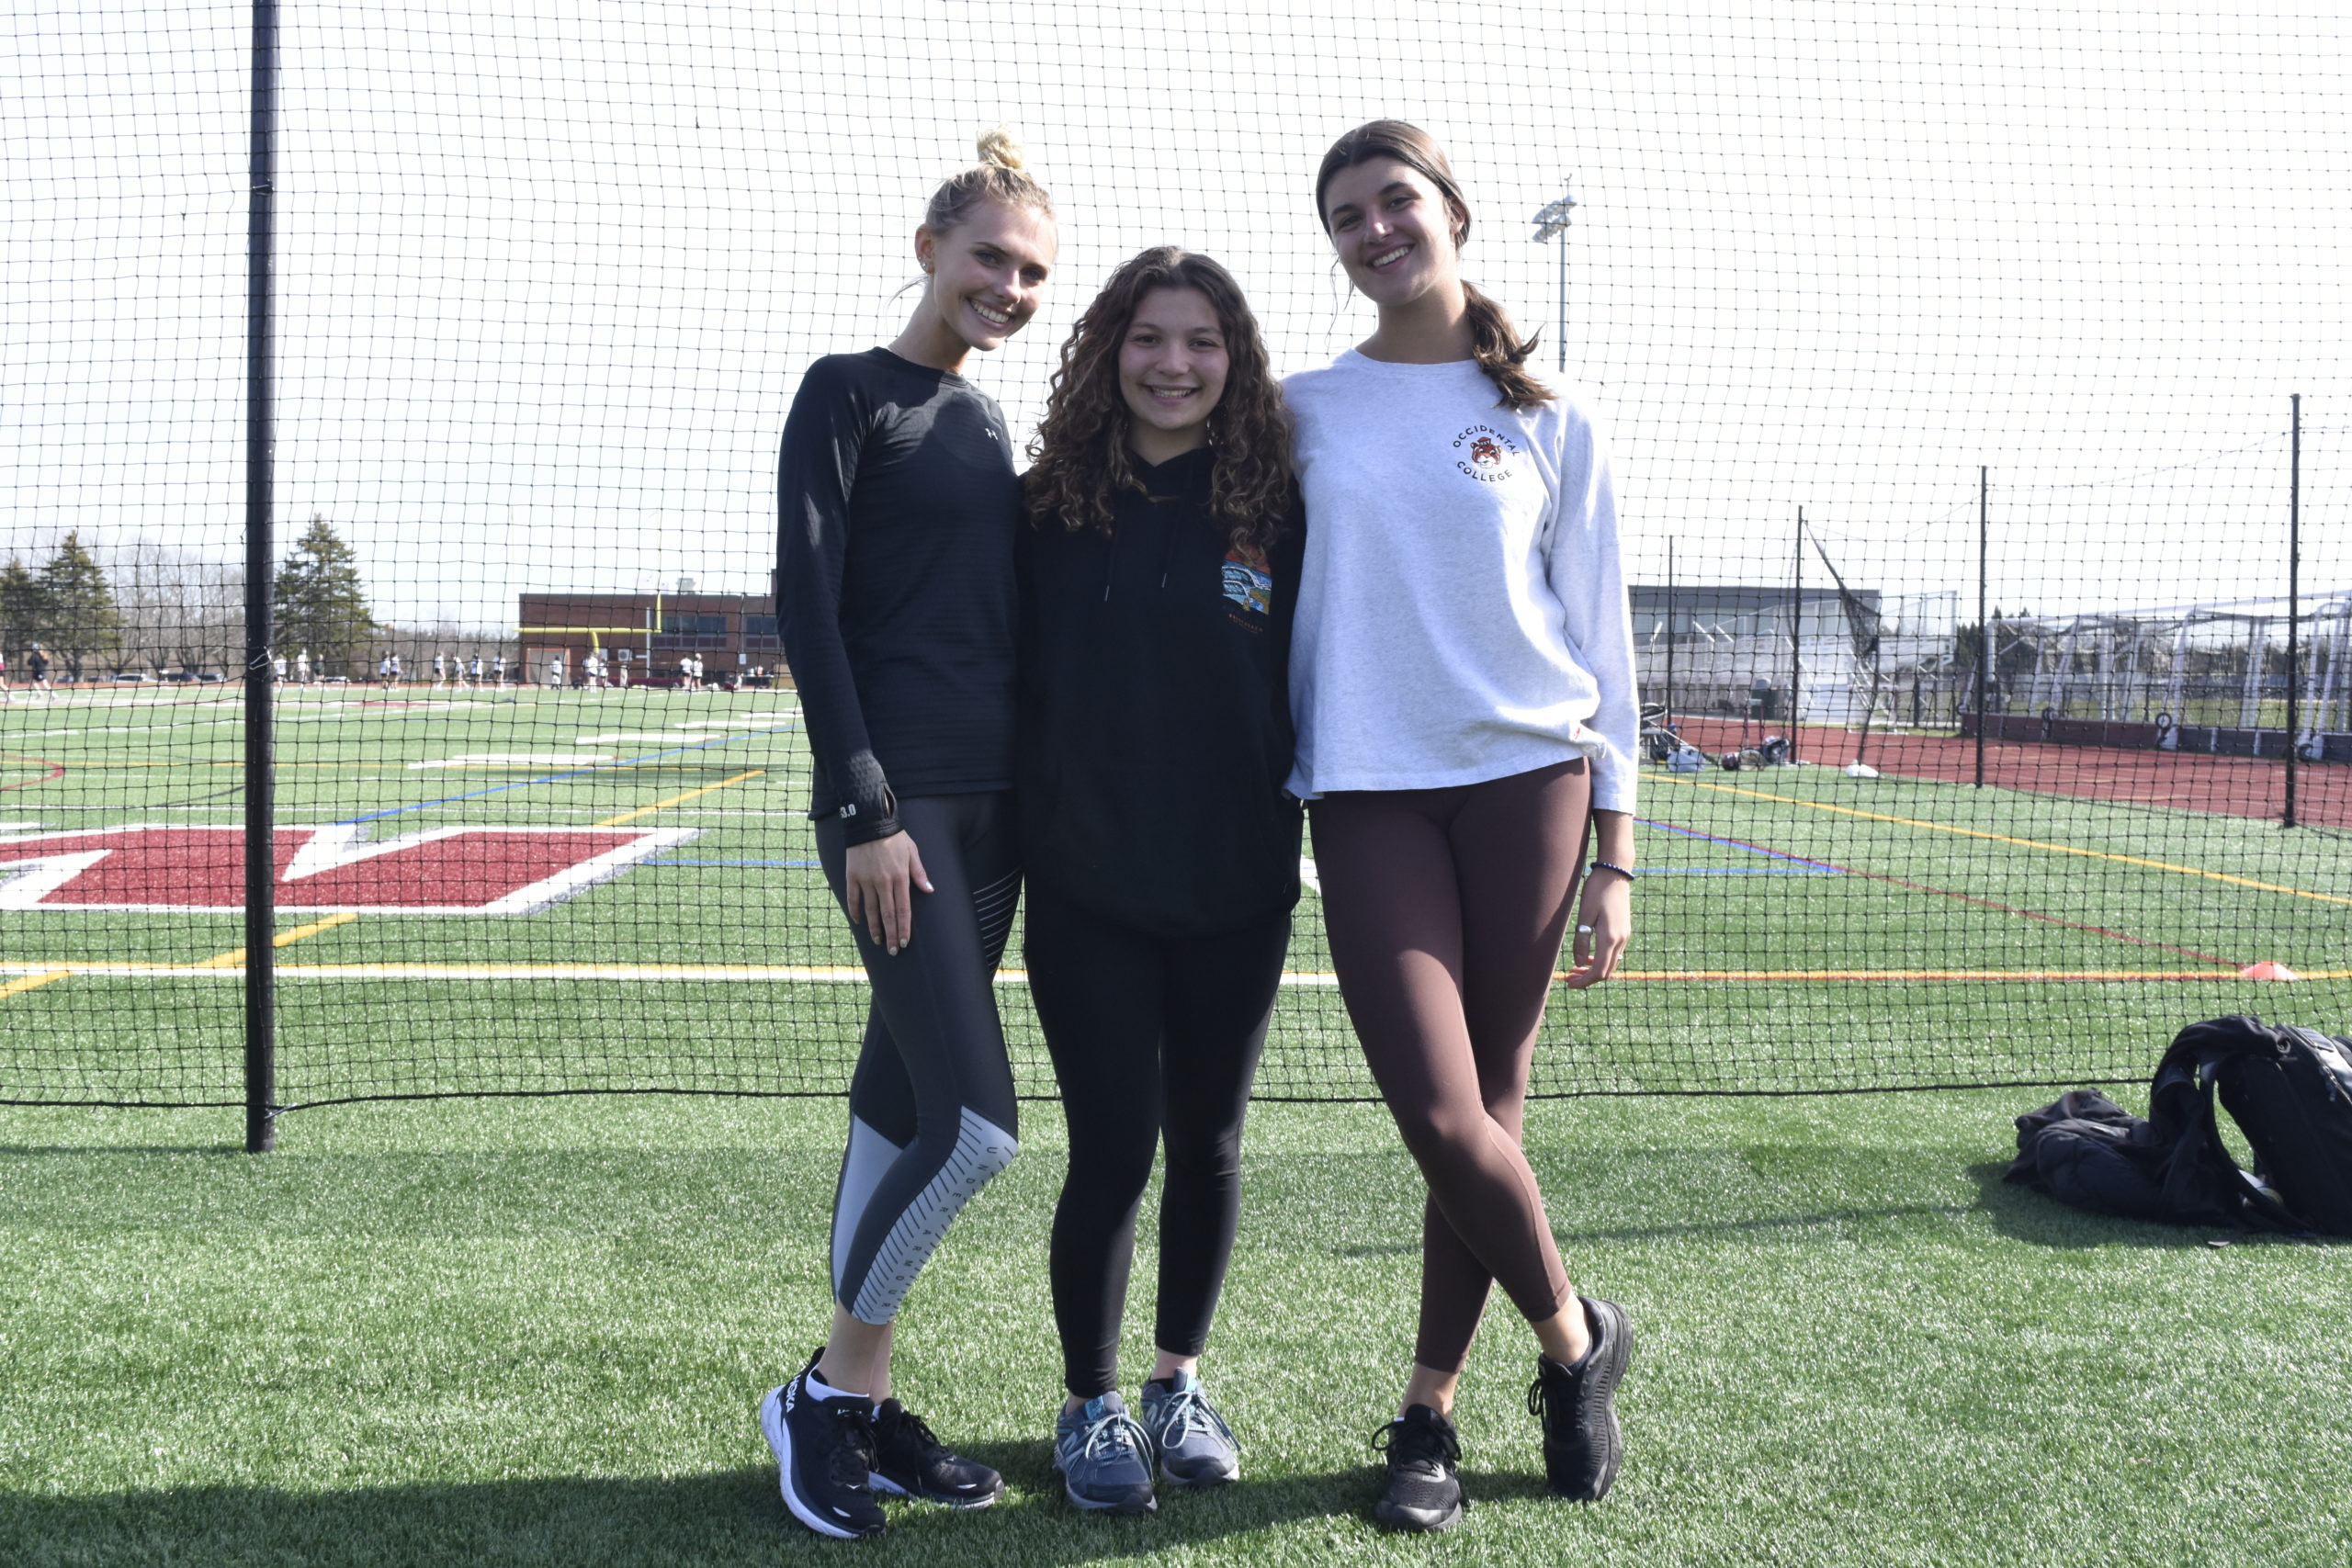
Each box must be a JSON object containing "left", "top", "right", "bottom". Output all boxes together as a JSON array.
[
  {"left": 882, "top": 1403, "right": 944, "bottom": 1460},
  {"left": 1155, "top": 1385, "right": 1241, "bottom": 1453},
  {"left": 1076, "top": 1405, "right": 1152, "bottom": 1466},
  {"left": 827, "top": 1403, "right": 879, "bottom": 1489},
  {"left": 1372, "top": 1412, "right": 1459, "bottom": 1471}
]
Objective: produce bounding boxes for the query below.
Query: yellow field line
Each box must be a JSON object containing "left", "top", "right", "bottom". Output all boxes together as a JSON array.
[
  {"left": 1654, "top": 774, "right": 2352, "bottom": 908},
  {"left": 595, "top": 769, "right": 765, "bottom": 827},
  {"left": 193, "top": 909, "right": 363, "bottom": 970},
  {"left": 0, "top": 969, "right": 74, "bottom": 998}
]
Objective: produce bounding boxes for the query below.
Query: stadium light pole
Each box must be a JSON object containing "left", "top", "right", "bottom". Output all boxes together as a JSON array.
[{"left": 1530, "top": 178, "right": 1577, "bottom": 372}]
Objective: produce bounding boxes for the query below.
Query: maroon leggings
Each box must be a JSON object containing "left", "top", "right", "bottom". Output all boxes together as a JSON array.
[{"left": 1308, "top": 758, "right": 1589, "bottom": 1373}]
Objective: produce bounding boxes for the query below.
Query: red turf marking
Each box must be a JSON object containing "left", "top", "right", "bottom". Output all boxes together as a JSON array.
[
  {"left": 0, "top": 825, "right": 676, "bottom": 912},
  {"left": 1, "top": 756, "right": 67, "bottom": 792},
  {"left": 1646, "top": 816, "right": 2240, "bottom": 968},
  {"left": 1667, "top": 717, "right": 2349, "bottom": 829}
]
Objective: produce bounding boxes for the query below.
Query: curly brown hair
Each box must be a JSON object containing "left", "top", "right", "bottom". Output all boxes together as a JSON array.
[{"left": 1024, "top": 248, "right": 1294, "bottom": 554}]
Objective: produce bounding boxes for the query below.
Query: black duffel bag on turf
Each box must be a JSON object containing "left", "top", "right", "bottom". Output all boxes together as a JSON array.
[{"left": 2007, "top": 1015, "right": 2352, "bottom": 1235}]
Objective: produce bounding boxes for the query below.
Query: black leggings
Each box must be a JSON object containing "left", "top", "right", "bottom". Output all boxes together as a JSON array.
[
  {"left": 1024, "top": 879, "right": 1290, "bottom": 1399},
  {"left": 817, "top": 792, "right": 1022, "bottom": 1325}
]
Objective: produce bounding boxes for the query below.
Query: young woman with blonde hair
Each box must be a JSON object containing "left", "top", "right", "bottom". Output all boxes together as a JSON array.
[
  {"left": 1288, "top": 120, "right": 1641, "bottom": 1529},
  {"left": 762, "top": 129, "right": 1056, "bottom": 1541}
]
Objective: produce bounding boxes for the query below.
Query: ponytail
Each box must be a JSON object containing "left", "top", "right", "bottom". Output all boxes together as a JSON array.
[
  {"left": 1315, "top": 119, "right": 1555, "bottom": 413},
  {"left": 1462, "top": 283, "right": 1550, "bottom": 412}
]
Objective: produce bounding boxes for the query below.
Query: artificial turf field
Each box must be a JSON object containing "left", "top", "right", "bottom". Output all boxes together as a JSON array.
[
  {"left": 3, "top": 1090, "right": 2349, "bottom": 1567},
  {"left": 3, "top": 686, "right": 2350, "bottom": 1563},
  {"left": 5, "top": 685, "right": 2348, "bottom": 1104}
]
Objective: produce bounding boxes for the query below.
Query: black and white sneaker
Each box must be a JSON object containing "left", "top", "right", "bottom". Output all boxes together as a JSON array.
[
  {"left": 871, "top": 1397, "right": 1005, "bottom": 1508},
  {"left": 1528, "top": 1295, "right": 1633, "bottom": 1502},
  {"left": 760, "top": 1351, "right": 887, "bottom": 1540},
  {"left": 1371, "top": 1404, "right": 1464, "bottom": 1532}
]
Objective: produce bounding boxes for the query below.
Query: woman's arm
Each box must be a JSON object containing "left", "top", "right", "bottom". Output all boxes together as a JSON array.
[
  {"left": 778, "top": 361, "right": 928, "bottom": 953},
  {"left": 1563, "top": 808, "right": 1634, "bottom": 988}
]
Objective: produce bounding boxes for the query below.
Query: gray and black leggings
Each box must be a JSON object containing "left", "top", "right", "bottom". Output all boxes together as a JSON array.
[
  {"left": 1306, "top": 758, "right": 1590, "bottom": 1374},
  {"left": 816, "top": 791, "right": 1022, "bottom": 1325}
]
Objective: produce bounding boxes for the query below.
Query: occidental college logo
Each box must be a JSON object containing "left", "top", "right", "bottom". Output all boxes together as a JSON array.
[{"left": 1452, "top": 423, "right": 1522, "bottom": 483}]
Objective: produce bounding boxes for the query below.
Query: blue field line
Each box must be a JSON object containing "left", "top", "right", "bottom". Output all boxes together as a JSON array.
[
  {"left": 647, "top": 858, "right": 821, "bottom": 867},
  {"left": 1639, "top": 866, "right": 1837, "bottom": 874},
  {"left": 1634, "top": 816, "right": 1845, "bottom": 874},
  {"left": 336, "top": 731, "right": 775, "bottom": 825}
]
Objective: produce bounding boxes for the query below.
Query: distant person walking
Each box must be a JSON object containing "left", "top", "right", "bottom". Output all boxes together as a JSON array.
[
  {"left": 29, "top": 643, "right": 55, "bottom": 699},
  {"left": 294, "top": 649, "right": 311, "bottom": 686}
]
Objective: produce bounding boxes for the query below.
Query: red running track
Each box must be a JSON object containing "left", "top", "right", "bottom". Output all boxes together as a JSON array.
[{"left": 1666, "top": 717, "right": 2350, "bottom": 829}]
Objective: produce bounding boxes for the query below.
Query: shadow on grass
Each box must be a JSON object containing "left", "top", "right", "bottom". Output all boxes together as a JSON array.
[
  {"left": 0, "top": 1452, "right": 1403, "bottom": 1568},
  {"left": 1330, "top": 1201, "right": 1976, "bottom": 1258},
  {"left": 0, "top": 1143, "right": 240, "bottom": 1157},
  {"left": 1961, "top": 1159, "right": 2303, "bottom": 1250}
]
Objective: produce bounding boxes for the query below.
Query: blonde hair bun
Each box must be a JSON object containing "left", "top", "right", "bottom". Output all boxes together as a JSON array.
[{"left": 975, "top": 127, "right": 1028, "bottom": 174}]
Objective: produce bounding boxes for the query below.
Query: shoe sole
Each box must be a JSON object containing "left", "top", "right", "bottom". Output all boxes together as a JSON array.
[
  {"left": 871, "top": 1470, "right": 1006, "bottom": 1509},
  {"left": 1374, "top": 1496, "right": 1464, "bottom": 1532},
  {"left": 1062, "top": 1482, "right": 1156, "bottom": 1515},
  {"left": 1549, "top": 1299, "right": 1633, "bottom": 1503},
  {"left": 1159, "top": 1458, "right": 1239, "bottom": 1488},
  {"left": 760, "top": 1385, "right": 882, "bottom": 1541},
  {"left": 1055, "top": 1461, "right": 1156, "bottom": 1515}
]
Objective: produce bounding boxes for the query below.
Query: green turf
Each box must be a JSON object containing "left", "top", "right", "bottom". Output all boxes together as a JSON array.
[
  {"left": 6, "top": 687, "right": 2349, "bottom": 1107},
  {"left": 2, "top": 1089, "right": 2346, "bottom": 1567}
]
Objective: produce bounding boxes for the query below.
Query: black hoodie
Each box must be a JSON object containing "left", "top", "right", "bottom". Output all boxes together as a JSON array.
[{"left": 1016, "top": 446, "right": 1305, "bottom": 938}]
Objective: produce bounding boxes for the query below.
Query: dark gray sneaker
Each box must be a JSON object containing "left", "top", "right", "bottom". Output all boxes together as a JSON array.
[
  {"left": 1053, "top": 1393, "right": 1157, "bottom": 1514},
  {"left": 1372, "top": 1404, "right": 1463, "bottom": 1532},
  {"left": 1139, "top": 1370, "right": 1240, "bottom": 1487},
  {"left": 1528, "top": 1295, "right": 1633, "bottom": 1502},
  {"left": 871, "top": 1398, "right": 1005, "bottom": 1508}
]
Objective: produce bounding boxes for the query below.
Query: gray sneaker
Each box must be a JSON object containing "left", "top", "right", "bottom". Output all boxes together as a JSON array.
[
  {"left": 1054, "top": 1392, "right": 1157, "bottom": 1514},
  {"left": 1138, "top": 1371, "right": 1239, "bottom": 1486}
]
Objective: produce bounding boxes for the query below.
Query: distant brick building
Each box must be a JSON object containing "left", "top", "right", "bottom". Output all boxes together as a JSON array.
[{"left": 516, "top": 590, "right": 786, "bottom": 686}]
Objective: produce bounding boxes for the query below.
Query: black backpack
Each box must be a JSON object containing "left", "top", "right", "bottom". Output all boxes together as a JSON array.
[{"left": 2007, "top": 1015, "right": 2352, "bottom": 1235}]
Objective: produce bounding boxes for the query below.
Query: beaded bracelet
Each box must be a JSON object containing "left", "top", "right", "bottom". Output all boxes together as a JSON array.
[{"left": 1589, "top": 859, "right": 1636, "bottom": 883}]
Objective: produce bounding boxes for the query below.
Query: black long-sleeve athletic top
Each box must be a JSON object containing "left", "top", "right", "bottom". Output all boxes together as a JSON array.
[
  {"left": 777, "top": 348, "right": 1023, "bottom": 845},
  {"left": 1016, "top": 446, "right": 1306, "bottom": 938}
]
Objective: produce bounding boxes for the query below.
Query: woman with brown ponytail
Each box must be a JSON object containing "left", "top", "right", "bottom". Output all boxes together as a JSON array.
[{"left": 1287, "top": 120, "right": 1641, "bottom": 1529}]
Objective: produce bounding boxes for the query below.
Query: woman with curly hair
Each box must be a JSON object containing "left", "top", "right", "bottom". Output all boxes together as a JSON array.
[
  {"left": 1017, "top": 247, "right": 1304, "bottom": 1515},
  {"left": 1291, "top": 121, "right": 1639, "bottom": 1529}
]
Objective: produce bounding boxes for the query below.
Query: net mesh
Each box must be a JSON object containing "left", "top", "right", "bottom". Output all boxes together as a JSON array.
[{"left": 4, "top": 1, "right": 2346, "bottom": 1112}]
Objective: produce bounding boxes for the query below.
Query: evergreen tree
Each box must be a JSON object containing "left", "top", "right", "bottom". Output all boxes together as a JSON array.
[
  {"left": 32, "top": 533, "right": 122, "bottom": 680},
  {"left": 272, "top": 514, "right": 379, "bottom": 677},
  {"left": 0, "top": 558, "right": 42, "bottom": 660}
]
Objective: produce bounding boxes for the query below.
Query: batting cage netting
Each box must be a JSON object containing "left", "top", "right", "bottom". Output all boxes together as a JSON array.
[{"left": 4, "top": 2, "right": 2346, "bottom": 1128}]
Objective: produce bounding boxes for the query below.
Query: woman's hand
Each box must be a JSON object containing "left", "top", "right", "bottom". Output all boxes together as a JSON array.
[
  {"left": 843, "top": 831, "right": 933, "bottom": 956},
  {"left": 1562, "top": 867, "right": 1632, "bottom": 988}
]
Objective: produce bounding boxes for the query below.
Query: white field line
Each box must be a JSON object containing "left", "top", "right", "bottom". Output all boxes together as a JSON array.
[{"left": 0, "top": 960, "right": 1344, "bottom": 986}]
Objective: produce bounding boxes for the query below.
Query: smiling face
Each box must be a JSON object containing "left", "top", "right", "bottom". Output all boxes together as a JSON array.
[
  {"left": 1318, "top": 155, "right": 1467, "bottom": 311},
  {"left": 1116, "top": 286, "right": 1229, "bottom": 466},
  {"left": 910, "top": 197, "right": 1057, "bottom": 367}
]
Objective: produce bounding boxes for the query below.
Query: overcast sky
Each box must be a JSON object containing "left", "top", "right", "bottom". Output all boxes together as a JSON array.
[{"left": 6, "top": 0, "right": 2346, "bottom": 630}]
